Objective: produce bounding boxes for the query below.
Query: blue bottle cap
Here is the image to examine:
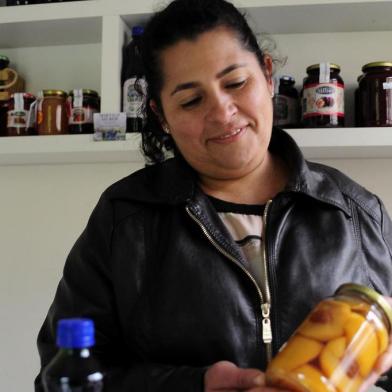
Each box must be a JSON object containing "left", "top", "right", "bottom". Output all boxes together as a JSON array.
[
  {"left": 56, "top": 318, "right": 95, "bottom": 349},
  {"left": 132, "top": 26, "right": 144, "bottom": 37}
]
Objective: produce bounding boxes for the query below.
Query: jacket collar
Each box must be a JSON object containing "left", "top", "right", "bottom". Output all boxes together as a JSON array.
[
  {"left": 270, "top": 128, "right": 351, "bottom": 216},
  {"left": 110, "top": 128, "right": 350, "bottom": 216}
]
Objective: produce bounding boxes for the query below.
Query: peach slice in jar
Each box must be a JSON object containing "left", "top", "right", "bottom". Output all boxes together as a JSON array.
[
  {"left": 267, "top": 335, "right": 323, "bottom": 373},
  {"left": 320, "top": 336, "right": 363, "bottom": 392},
  {"left": 292, "top": 364, "right": 336, "bottom": 392},
  {"left": 298, "top": 300, "right": 351, "bottom": 342},
  {"left": 344, "top": 311, "right": 378, "bottom": 377}
]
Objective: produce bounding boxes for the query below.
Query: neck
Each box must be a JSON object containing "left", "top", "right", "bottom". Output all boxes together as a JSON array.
[{"left": 199, "top": 152, "right": 288, "bottom": 205}]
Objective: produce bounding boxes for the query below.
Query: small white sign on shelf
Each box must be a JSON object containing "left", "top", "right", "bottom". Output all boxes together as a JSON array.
[{"left": 93, "top": 112, "right": 126, "bottom": 141}]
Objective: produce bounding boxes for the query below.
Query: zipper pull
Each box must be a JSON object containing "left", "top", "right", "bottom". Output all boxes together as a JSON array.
[{"left": 261, "top": 303, "right": 272, "bottom": 344}]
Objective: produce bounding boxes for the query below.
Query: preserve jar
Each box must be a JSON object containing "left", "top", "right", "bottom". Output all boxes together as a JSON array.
[
  {"left": 7, "top": 92, "right": 36, "bottom": 136},
  {"left": 358, "top": 62, "right": 392, "bottom": 127},
  {"left": 302, "top": 63, "right": 345, "bottom": 127},
  {"left": 68, "top": 89, "right": 100, "bottom": 134},
  {"left": 266, "top": 283, "right": 392, "bottom": 392},
  {"left": 273, "top": 75, "right": 299, "bottom": 128},
  {"left": 37, "top": 90, "right": 68, "bottom": 135}
]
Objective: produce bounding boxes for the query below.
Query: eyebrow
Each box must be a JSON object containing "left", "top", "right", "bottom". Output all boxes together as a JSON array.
[{"left": 170, "top": 63, "right": 246, "bottom": 96}]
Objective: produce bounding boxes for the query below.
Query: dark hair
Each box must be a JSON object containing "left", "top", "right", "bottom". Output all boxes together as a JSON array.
[{"left": 140, "top": 0, "right": 267, "bottom": 164}]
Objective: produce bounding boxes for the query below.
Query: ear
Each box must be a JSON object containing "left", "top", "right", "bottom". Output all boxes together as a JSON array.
[
  {"left": 150, "top": 100, "right": 165, "bottom": 124},
  {"left": 263, "top": 55, "right": 274, "bottom": 96},
  {"left": 150, "top": 100, "right": 170, "bottom": 133}
]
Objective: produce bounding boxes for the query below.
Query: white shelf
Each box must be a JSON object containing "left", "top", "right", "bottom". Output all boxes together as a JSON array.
[
  {"left": 0, "top": 133, "right": 143, "bottom": 165},
  {"left": 0, "top": 128, "right": 391, "bottom": 166},
  {"left": 1, "top": 0, "right": 392, "bottom": 162},
  {"left": 236, "top": 0, "right": 392, "bottom": 34},
  {"left": 286, "top": 128, "right": 392, "bottom": 159},
  {"left": 1, "top": 0, "right": 392, "bottom": 48}
]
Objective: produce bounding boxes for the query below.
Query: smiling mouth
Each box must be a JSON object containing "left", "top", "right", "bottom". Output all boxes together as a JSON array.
[{"left": 209, "top": 126, "right": 247, "bottom": 143}]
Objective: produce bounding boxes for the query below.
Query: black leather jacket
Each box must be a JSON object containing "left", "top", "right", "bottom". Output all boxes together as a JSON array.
[{"left": 36, "top": 128, "right": 392, "bottom": 391}]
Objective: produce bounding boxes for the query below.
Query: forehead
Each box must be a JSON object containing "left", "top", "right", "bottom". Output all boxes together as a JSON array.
[{"left": 160, "top": 27, "right": 257, "bottom": 85}]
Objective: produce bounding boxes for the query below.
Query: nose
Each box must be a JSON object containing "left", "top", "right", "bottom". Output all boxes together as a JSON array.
[{"left": 205, "top": 91, "right": 237, "bottom": 124}]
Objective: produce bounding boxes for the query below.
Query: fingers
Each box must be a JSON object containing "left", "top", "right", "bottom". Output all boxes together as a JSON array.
[{"left": 205, "top": 361, "right": 265, "bottom": 390}]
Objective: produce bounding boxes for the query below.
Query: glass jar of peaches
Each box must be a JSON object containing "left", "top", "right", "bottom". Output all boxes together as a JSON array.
[{"left": 266, "top": 283, "right": 392, "bottom": 392}]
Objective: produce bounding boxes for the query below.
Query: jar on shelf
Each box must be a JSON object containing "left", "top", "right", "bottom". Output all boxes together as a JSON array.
[
  {"left": 302, "top": 63, "right": 345, "bottom": 127},
  {"left": 36, "top": 90, "right": 68, "bottom": 135},
  {"left": 357, "top": 61, "right": 392, "bottom": 127},
  {"left": 273, "top": 75, "right": 299, "bottom": 128},
  {"left": 7, "top": 92, "right": 36, "bottom": 136},
  {"left": 266, "top": 283, "right": 392, "bottom": 392},
  {"left": 68, "top": 89, "right": 100, "bottom": 134}
]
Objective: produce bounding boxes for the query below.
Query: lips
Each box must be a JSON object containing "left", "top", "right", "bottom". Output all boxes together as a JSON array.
[{"left": 208, "top": 126, "right": 247, "bottom": 142}]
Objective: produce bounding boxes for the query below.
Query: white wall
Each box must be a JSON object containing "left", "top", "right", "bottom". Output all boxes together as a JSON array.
[{"left": 1, "top": 158, "right": 390, "bottom": 391}]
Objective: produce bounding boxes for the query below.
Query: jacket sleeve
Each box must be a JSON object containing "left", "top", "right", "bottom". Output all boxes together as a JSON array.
[{"left": 34, "top": 193, "right": 206, "bottom": 392}]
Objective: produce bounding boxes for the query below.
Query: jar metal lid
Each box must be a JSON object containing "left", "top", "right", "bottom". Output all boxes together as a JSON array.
[
  {"left": 362, "top": 61, "right": 392, "bottom": 72},
  {"left": 336, "top": 283, "right": 392, "bottom": 331},
  {"left": 42, "top": 89, "right": 67, "bottom": 97},
  {"left": 307, "top": 63, "right": 341, "bottom": 72},
  {"left": 68, "top": 89, "right": 99, "bottom": 97}
]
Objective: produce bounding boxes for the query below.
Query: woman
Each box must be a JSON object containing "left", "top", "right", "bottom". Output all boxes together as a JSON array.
[{"left": 36, "top": 0, "right": 392, "bottom": 390}]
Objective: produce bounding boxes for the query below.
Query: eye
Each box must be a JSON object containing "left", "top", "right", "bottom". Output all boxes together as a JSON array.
[
  {"left": 180, "top": 96, "right": 202, "bottom": 109},
  {"left": 226, "top": 79, "right": 247, "bottom": 89}
]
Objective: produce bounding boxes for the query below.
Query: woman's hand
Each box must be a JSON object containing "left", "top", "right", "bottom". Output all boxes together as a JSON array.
[
  {"left": 358, "top": 296, "right": 392, "bottom": 392},
  {"left": 204, "top": 361, "right": 288, "bottom": 392}
]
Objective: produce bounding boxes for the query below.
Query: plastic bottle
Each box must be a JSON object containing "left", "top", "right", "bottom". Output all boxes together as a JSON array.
[
  {"left": 121, "top": 25, "right": 146, "bottom": 133},
  {"left": 42, "top": 318, "right": 104, "bottom": 392}
]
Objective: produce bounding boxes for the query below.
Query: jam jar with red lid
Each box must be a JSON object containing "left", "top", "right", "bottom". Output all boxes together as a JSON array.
[
  {"left": 357, "top": 61, "right": 392, "bottom": 127},
  {"left": 7, "top": 92, "right": 36, "bottom": 136},
  {"left": 37, "top": 89, "right": 68, "bottom": 135},
  {"left": 302, "top": 63, "right": 345, "bottom": 127},
  {"left": 68, "top": 89, "right": 100, "bottom": 134}
]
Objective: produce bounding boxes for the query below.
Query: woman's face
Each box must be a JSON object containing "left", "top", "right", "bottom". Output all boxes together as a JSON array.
[{"left": 157, "top": 26, "right": 274, "bottom": 181}]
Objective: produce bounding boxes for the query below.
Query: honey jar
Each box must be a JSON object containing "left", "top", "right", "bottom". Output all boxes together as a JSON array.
[
  {"left": 266, "top": 283, "right": 392, "bottom": 392},
  {"left": 37, "top": 90, "right": 68, "bottom": 135}
]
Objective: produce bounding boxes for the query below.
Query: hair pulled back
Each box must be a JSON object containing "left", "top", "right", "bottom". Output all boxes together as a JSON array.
[{"left": 140, "top": 0, "right": 267, "bottom": 164}]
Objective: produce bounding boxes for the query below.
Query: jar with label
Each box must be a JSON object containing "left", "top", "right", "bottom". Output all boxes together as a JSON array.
[
  {"left": 358, "top": 62, "right": 392, "bottom": 127},
  {"left": 37, "top": 90, "right": 68, "bottom": 135},
  {"left": 68, "top": 89, "right": 100, "bottom": 134},
  {"left": 302, "top": 63, "right": 345, "bottom": 127},
  {"left": 7, "top": 92, "right": 36, "bottom": 136},
  {"left": 273, "top": 75, "right": 299, "bottom": 128},
  {"left": 266, "top": 283, "right": 392, "bottom": 392}
]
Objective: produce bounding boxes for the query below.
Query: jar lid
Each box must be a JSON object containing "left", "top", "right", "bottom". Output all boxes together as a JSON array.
[
  {"left": 68, "top": 89, "right": 99, "bottom": 97},
  {"left": 280, "top": 75, "right": 295, "bottom": 83},
  {"left": 362, "top": 61, "right": 392, "bottom": 72},
  {"left": 42, "top": 89, "right": 67, "bottom": 97},
  {"left": 336, "top": 283, "right": 392, "bottom": 331},
  {"left": 306, "top": 63, "right": 341, "bottom": 72}
]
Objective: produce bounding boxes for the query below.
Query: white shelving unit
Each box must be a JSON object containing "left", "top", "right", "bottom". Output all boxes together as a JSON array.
[{"left": 1, "top": 0, "right": 392, "bottom": 165}]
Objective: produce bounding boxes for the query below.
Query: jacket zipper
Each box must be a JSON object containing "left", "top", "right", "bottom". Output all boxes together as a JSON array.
[{"left": 185, "top": 199, "right": 273, "bottom": 363}]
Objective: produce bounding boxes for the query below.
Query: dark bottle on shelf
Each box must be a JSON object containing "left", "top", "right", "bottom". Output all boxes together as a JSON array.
[
  {"left": 121, "top": 25, "right": 146, "bottom": 133},
  {"left": 42, "top": 318, "right": 104, "bottom": 392},
  {"left": 273, "top": 75, "right": 300, "bottom": 128}
]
